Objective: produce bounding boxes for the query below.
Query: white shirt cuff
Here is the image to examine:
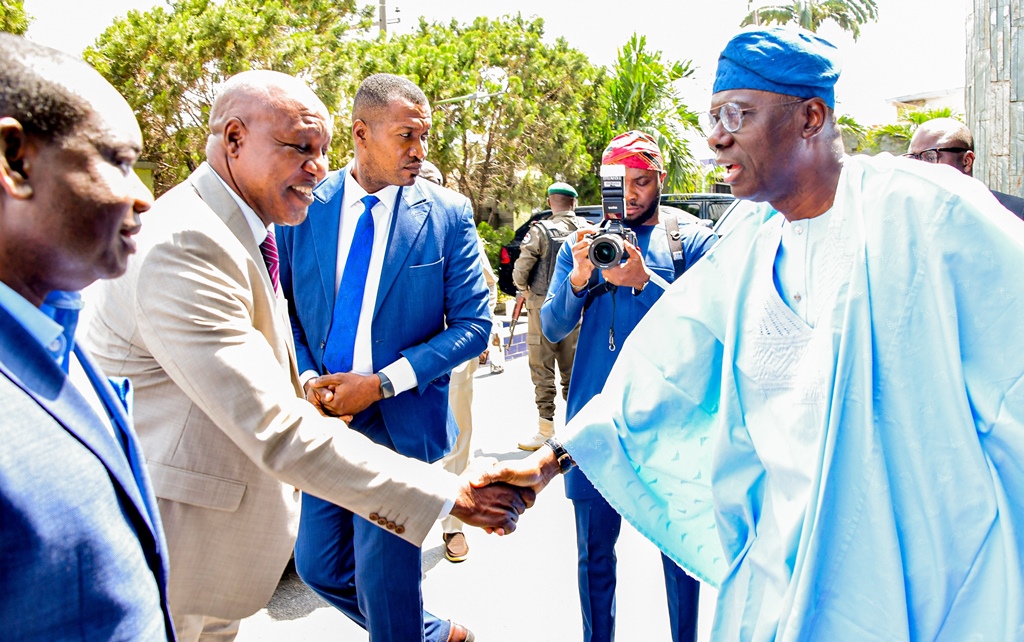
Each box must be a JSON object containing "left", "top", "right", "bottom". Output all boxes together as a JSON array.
[
  {"left": 299, "top": 369, "right": 319, "bottom": 390},
  {"left": 380, "top": 357, "right": 418, "bottom": 395},
  {"left": 437, "top": 496, "right": 455, "bottom": 520}
]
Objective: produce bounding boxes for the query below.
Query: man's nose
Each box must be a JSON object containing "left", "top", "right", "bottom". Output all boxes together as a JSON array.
[
  {"left": 410, "top": 138, "right": 426, "bottom": 160},
  {"left": 706, "top": 122, "right": 732, "bottom": 150},
  {"left": 304, "top": 154, "right": 328, "bottom": 181},
  {"left": 130, "top": 170, "right": 153, "bottom": 215}
]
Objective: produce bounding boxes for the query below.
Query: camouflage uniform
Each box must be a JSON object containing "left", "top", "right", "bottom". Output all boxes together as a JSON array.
[{"left": 512, "top": 209, "right": 583, "bottom": 420}]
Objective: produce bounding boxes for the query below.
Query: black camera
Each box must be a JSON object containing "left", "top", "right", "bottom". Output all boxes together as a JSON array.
[{"left": 588, "top": 165, "right": 638, "bottom": 270}]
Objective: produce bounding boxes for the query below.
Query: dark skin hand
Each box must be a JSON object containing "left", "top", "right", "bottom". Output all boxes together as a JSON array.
[
  {"left": 450, "top": 478, "right": 536, "bottom": 535},
  {"left": 305, "top": 372, "right": 380, "bottom": 418},
  {"left": 568, "top": 231, "right": 652, "bottom": 292},
  {"left": 473, "top": 447, "right": 562, "bottom": 498}
]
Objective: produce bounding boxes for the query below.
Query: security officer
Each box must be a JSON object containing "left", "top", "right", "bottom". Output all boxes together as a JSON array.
[{"left": 512, "top": 182, "right": 585, "bottom": 450}]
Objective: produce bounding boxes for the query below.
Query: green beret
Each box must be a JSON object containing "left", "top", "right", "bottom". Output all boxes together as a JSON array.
[{"left": 547, "top": 182, "right": 578, "bottom": 198}]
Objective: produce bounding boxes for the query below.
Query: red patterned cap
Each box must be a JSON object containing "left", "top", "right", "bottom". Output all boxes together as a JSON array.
[{"left": 601, "top": 130, "right": 665, "bottom": 178}]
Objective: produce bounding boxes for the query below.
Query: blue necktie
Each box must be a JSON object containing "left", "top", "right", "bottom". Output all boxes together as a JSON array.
[{"left": 322, "top": 194, "right": 379, "bottom": 374}]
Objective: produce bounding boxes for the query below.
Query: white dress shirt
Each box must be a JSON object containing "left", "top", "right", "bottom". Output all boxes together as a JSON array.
[
  {"left": 773, "top": 207, "right": 835, "bottom": 327},
  {"left": 298, "top": 169, "right": 417, "bottom": 394}
]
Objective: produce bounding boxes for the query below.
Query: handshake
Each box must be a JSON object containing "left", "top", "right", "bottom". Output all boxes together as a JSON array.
[
  {"left": 449, "top": 451, "right": 564, "bottom": 535},
  {"left": 305, "top": 371, "right": 565, "bottom": 535}
]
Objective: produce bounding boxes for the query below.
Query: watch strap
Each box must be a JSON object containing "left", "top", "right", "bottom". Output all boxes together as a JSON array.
[
  {"left": 544, "top": 437, "right": 575, "bottom": 475},
  {"left": 377, "top": 371, "right": 395, "bottom": 399}
]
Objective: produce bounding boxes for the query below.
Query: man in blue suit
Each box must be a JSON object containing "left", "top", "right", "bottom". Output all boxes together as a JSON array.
[
  {"left": 0, "top": 34, "right": 173, "bottom": 640},
  {"left": 278, "top": 73, "right": 490, "bottom": 642}
]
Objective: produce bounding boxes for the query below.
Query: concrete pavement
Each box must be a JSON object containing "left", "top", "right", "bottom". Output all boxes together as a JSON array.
[{"left": 237, "top": 352, "right": 717, "bottom": 641}]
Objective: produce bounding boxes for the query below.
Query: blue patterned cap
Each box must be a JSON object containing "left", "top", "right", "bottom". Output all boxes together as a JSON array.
[{"left": 713, "top": 27, "right": 841, "bottom": 108}]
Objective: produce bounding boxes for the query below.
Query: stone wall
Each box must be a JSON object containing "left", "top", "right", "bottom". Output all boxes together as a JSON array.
[{"left": 967, "top": 0, "right": 1024, "bottom": 195}]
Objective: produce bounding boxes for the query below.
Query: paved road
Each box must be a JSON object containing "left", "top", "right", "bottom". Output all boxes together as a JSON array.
[{"left": 237, "top": 351, "right": 718, "bottom": 641}]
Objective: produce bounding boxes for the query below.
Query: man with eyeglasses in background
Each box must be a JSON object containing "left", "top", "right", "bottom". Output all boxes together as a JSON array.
[
  {"left": 494, "top": 26, "right": 1024, "bottom": 641},
  {"left": 905, "top": 116, "right": 1024, "bottom": 219}
]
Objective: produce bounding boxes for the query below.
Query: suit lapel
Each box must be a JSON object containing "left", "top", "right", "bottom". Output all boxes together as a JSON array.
[
  {"left": 310, "top": 170, "right": 346, "bottom": 308},
  {"left": 0, "top": 307, "right": 155, "bottom": 538},
  {"left": 75, "top": 345, "right": 161, "bottom": 535},
  {"left": 375, "top": 182, "right": 431, "bottom": 312},
  {"left": 190, "top": 163, "right": 276, "bottom": 295}
]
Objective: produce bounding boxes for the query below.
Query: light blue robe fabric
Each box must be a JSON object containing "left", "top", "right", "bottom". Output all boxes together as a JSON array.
[{"left": 564, "top": 154, "right": 1024, "bottom": 641}]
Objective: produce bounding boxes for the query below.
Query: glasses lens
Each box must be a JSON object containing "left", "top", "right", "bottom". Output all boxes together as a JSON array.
[
  {"left": 921, "top": 150, "right": 939, "bottom": 163},
  {"left": 698, "top": 111, "right": 718, "bottom": 136},
  {"left": 721, "top": 103, "right": 742, "bottom": 133}
]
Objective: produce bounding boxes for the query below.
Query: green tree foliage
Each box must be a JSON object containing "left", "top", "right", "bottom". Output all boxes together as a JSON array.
[
  {"left": 84, "top": 0, "right": 372, "bottom": 195},
  {"left": 837, "top": 113, "right": 868, "bottom": 153},
  {"left": 862, "top": 107, "right": 959, "bottom": 154},
  {"left": 475, "top": 221, "right": 514, "bottom": 274},
  {"left": 602, "top": 34, "right": 702, "bottom": 193},
  {"left": 741, "top": 0, "right": 878, "bottom": 40},
  {"left": 0, "top": 0, "right": 30, "bottom": 35},
  {"left": 340, "top": 15, "right": 605, "bottom": 224}
]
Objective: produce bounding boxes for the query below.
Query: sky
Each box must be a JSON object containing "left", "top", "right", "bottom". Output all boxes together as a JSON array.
[{"left": 24, "top": 0, "right": 968, "bottom": 127}]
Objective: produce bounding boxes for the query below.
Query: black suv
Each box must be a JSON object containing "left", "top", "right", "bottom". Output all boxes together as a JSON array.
[{"left": 497, "top": 193, "right": 734, "bottom": 296}]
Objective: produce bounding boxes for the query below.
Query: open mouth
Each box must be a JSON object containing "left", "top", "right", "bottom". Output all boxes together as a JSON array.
[
  {"left": 291, "top": 185, "right": 314, "bottom": 201},
  {"left": 721, "top": 163, "right": 742, "bottom": 183}
]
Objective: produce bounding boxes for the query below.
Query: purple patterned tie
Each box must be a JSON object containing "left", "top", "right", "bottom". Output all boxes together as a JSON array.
[{"left": 260, "top": 228, "right": 280, "bottom": 291}]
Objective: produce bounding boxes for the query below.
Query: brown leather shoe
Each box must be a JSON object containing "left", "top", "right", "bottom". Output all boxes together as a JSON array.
[
  {"left": 443, "top": 531, "right": 469, "bottom": 563},
  {"left": 447, "top": 621, "right": 475, "bottom": 642}
]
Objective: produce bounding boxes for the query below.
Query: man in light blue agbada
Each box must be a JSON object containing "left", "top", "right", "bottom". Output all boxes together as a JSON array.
[{"left": 504, "top": 27, "right": 1024, "bottom": 641}]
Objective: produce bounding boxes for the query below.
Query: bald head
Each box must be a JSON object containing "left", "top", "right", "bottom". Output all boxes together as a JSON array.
[
  {"left": 908, "top": 118, "right": 975, "bottom": 176},
  {"left": 206, "top": 70, "right": 329, "bottom": 159},
  {"left": 204, "top": 70, "right": 331, "bottom": 228}
]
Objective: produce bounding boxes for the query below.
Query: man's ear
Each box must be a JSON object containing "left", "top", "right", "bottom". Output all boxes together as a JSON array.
[
  {"left": 222, "top": 117, "right": 246, "bottom": 158},
  {"left": 0, "top": 117, "right": 33, "bottom": 200},
  {"left": 962, "top": 150, "right": 976, "bottom": 176},
  {"left": 352, "top": 119, "right": 369, "bottom": 148},
  {"left": 802, "top": 99, "right": 828, "bottom": 139}
]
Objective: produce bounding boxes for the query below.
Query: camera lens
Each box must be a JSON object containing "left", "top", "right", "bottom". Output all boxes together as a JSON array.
[{"left": 589, "top": 236, "right": 623, "bottom": 269}]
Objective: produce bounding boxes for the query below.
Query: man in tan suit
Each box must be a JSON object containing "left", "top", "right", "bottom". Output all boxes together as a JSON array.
[{"left": 85, "top": 70, "right": 529, "bottom": 642}]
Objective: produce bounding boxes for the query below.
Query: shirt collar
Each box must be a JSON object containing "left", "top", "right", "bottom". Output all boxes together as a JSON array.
[
  {"left": 0, "top": 280, "right": 66, "bottom": 360},
  {"left": 211, "top": 168, "right": 270, "bottom": 245},
  {"left": 344, "top": 166, "right": 401, "bottom": 215}
]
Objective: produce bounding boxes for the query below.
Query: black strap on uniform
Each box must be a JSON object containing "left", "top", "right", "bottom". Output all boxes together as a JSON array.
[{"left": 664, "top": 213, "right": 687, "bottom": 279}]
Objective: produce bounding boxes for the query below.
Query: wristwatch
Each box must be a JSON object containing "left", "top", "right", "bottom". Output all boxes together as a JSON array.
[
  {"left": 377, "top": 371, "right": 395, "bottom": 399},
  {"left": 544, "top": 437, "right": 575, "bottom": 475}
]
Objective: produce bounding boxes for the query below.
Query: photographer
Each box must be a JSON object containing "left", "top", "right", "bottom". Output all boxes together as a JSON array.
[{"left": 539, "top": 131, "right": 716, "bottom": 642}]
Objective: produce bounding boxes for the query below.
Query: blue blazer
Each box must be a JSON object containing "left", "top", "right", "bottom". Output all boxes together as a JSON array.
[
  {"left": 278, "top": 170, "right": 490, "bottom": 463},
  {"left": 0, "top": 306, "right": 174, "bottom": 640}
]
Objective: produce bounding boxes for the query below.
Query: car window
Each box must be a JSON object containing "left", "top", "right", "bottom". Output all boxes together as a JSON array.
[{"left": 707, "top": 202, "right": 732, "bottom": 222}]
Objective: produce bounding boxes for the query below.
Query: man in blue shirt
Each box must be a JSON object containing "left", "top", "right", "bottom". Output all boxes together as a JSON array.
[
  {"left": 0, "top": 34, "right": 173, "bottom": 640},
  {"left": 540, "top": 131, "right": 716, "bottom": 642}
]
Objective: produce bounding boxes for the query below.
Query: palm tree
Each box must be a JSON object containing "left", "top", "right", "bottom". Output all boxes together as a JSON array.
[
  {"left": 604, "top": 34, "right": 702, "bottom": 192},
  {"left": 741, "top": 0, "right": 879, "bottom": 41}
]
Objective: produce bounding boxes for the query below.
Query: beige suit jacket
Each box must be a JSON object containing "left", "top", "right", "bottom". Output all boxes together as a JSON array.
[{"left": 85, "top": 163, "right": 457, "bottom": 619}]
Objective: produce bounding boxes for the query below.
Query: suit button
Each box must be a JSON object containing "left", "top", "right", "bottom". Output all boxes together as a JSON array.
[
  {"left": 395, "top": 525, "right": 405, "bottom": 535},
  {"left": 386, "top": 521, "right": 395, "bottom": 530},
  {"left": 369, "top": 513, "right": 379, "bottom": 521},
  {"left": 377, "top": 518, "right": 387, "bottom": 526},
  {"left": 320, "top": 341, "right": 326, "bottom": 350}
]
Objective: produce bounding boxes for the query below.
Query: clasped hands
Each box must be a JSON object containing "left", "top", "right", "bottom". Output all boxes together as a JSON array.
[{"left": 305, "top": 372, "right": 380, "bottom": 420}]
